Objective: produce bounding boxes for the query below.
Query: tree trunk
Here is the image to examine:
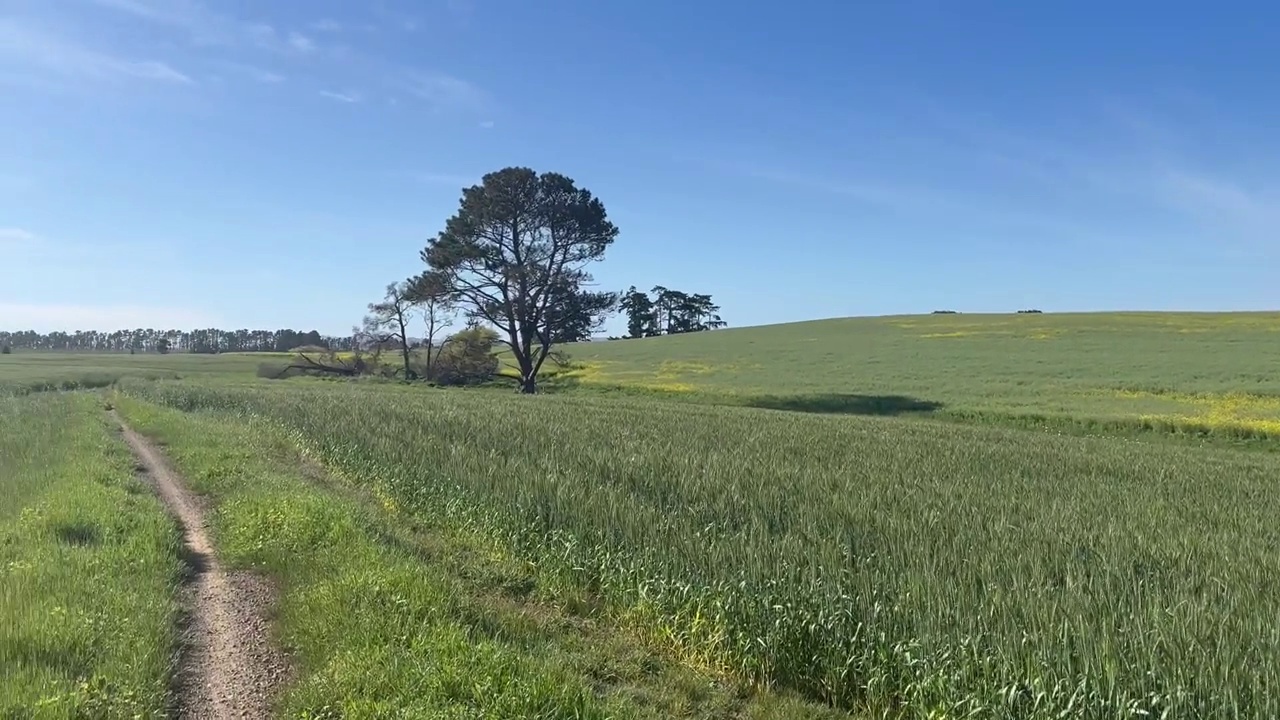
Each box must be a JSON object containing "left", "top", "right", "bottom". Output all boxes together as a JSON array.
[
  {"left": 514, "top": 330, "right": 538, "bottom": 394},
  {"left": 424, "top": 316, "right": 435, "bottom": 380},
  {"left": 397, "top": 312, "right": 414, "bottom": 380}
]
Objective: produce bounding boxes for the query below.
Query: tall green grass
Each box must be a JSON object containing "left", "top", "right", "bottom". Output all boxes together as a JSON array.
[
  {"left": 0, "top": 394, "right": 182, "bottom": 716},
  {"left": 112, "top": 393, "right": 844, "bottom": 718},
  {"left": 123, "top": 379, "right": 1280, "bottom": 718}
]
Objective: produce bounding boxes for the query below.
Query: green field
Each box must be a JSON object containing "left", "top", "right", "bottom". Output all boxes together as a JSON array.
[
  {"left": 109, "top": 394, "right": 837, "bottom": 718},
  {"left": 0, "top": 351, "right": 265, "bottom": 395},
  {"left": 561, "top": 311, "right": 1280, "bottom": 438},
  {"left": 9, "top": 311, "right": 1277, "bottom": 437},
  {"left": 119, "top": 377, "right": 1280, "bottom": 717},
  {"left": 4, "top": 311, "right": 1280, "bottom": 718},
  {"left": 0, "top": 394, "right": 182, "bottom": 716}
]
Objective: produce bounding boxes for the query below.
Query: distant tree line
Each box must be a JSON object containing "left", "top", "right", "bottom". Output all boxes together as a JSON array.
[
  {"left": 617, "top": 286, "right": 725, "bottom": 338},
  {"left": 932, "top": 309, "right": 1046, "bottom": 315},
  {"left": 0, "top": 329, "right": 356, "bottom": 354}
]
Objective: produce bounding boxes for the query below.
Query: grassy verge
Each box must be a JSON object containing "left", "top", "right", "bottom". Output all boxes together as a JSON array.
[
  {"left": 0, "top": 393, "right": 182, "bottom": 717},
  {"left": 111, "top": 392, "right": 846, "bottom": 718}
]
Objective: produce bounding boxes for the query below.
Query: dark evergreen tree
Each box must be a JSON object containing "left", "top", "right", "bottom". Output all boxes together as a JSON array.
[{"left": 418, "top": 167, "right": 619, "bottom": 393}]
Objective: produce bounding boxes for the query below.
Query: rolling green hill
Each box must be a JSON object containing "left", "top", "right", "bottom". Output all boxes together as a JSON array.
[
  {"left": 6, "top": 311, "right": 1278, "bottom": 438},
  {"left": 561, "top": 311, "right": 1280, "bottom": 438}
]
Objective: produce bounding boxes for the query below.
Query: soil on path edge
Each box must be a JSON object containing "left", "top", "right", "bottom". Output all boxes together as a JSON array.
[{"left": 112, "top": 411, "right": 290, "bottom": 719}]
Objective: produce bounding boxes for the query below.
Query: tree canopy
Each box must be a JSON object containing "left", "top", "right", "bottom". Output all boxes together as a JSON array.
[
  {"left": 418, "top": 167, "right": 619, "bottom": 393},
  {"left": 363, "top": 281, "right": 419, "bottom": 380},
  {"left": 620, "top": 286, "right": 726, "bottom": 338}
]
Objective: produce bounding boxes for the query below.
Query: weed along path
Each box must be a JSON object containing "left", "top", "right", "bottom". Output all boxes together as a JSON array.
[{"left": 113, "top": 411, "right": 289, "bottom": 719}]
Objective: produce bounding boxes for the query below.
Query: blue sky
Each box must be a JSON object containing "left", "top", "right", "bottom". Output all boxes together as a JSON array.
[{"left": 2, "top": 0, "right": 1277, "bottom": 335}]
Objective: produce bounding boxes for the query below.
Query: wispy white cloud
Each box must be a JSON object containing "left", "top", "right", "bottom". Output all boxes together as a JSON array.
[
  {"left": 27, "top": 2, "right": 488, "bottom": 113},
  {"left": 0, "top": 228, "right": 39, "bottom": 245},
  {"left": 212, "top": 60, "right": 285, "bottom": 84},
  {"left": 319, "top": 90, "right": 360, "bottom": 103},
  {"left": 404, "top": 70, "right": 487, "bottom": 113},
  {"left": 372, "top": 3, "right": 422, "bottom": 32},
  {"left": 960, "top": 113, "right": 1280, "bottom": 250},
  {"left": 1149, "top": 169, "right": 1280, "bottom": 245},
  {"left": 0, "top": 303, "right": 220, "bottom": 332},
  {"left": 90, "top": 0, "right": 321, "bottom": 56},
  {"left": 478, "top": 120, "right": 495, "bottom": 129},
  {"left": 741, "top": 167, "right": 926, "bottom": 208},
  {"left": 287, "top": 32, "right": 316, "bottom": 54},
  {"left": 244, "top": 24, "right": 316, "bottom": 56},
  {"left": 736, "top": 164, "right": 1097, "bottom": 241},
  {"left": 86, "top": 0, "right": 232, "bottom": 45},
  {"left": 122, "top": 60, "right": 192, "bottom": 83},
  {"left": 0, "top": 19, "right": 193, "bottom": 85},
  {"left": 88, "top": 0, "right": 200, "bottom": 26},
  {"left": 1157, "top": 171, "right": 1275, "bottom": 220},
  {"left": 732, "top": 96, "right": 1280, "bottom": 259}
]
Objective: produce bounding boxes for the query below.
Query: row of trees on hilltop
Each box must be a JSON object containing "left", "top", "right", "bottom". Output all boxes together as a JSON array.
[
  {"left": 0, "top": 328, "right": 354, "bottom": 354},
  {"left": 618, "top": 286, "right": 725, "bottom": 338},
  {"left": 356, "top": 167, "right": 727, "bottom": 393}
]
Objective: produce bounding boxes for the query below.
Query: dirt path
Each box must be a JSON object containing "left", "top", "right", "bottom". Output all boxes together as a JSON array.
[{"left": 114, "top": 412, "right": 288, "bottom": 719}]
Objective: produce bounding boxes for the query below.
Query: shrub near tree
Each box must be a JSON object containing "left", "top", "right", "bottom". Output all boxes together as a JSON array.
[{"left": 430, "top": 326, "right": 500, "bottom": 386}]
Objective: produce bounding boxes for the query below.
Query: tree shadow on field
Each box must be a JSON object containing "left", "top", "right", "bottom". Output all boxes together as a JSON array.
[{"left": 746, "top": 393, "right": 943, "bottom": 416}]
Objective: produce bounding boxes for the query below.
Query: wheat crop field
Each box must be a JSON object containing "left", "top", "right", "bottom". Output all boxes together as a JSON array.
[
  {"left": 3, "top": 311, "right": 1280, "bottom": 718},
  {"left": 558, "top": 311, "right": 1280, "bottom": 440}
]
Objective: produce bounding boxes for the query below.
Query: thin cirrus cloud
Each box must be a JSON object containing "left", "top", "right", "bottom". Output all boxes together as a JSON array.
[
  {"left": 86, "top": 0, "right": 233, "bottom": 46},
  {"left": 212, "top": 60, "right": 285, "bottom": 84},
  {"left": 89, "top": 0, "right": 320, "bottom": 56},
  {"left": 1149, "top": 170, "right": 1280, "bottom": 250},
  {"left": 287, "top": 31, "right": 316, "bottom": 54},
  {"left": 733, "top": 107, "right": 1280, "bottom": 260},
  {"left": 243, "top": 24, "right": 318, "bottom": 56},
  {"left": 319, "top": 90, "right": 360, "bottom": 103},
  {"left": 311, "top": 19, "right": 343, "bottom": 33},
  {"left": 0, "top": 19, "right": 192, "bottom": 85},
  {"left": 913, "top": 103, "right": 1280, "bottom": 251},
  {"left": 404, "top": 70, "right": 487, "bottom": 113},
  {"left": 87, "top": 0, "right": 207, "bottom": 28},
  {"left": 732, "top": 163, "right": 1102, "bottom": 243},
  {"left": 23, "top": 2, "right": 489, "bottom": 114},
  {"left": 0, "top": 228, "right": 39, "bottom": 245}
]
